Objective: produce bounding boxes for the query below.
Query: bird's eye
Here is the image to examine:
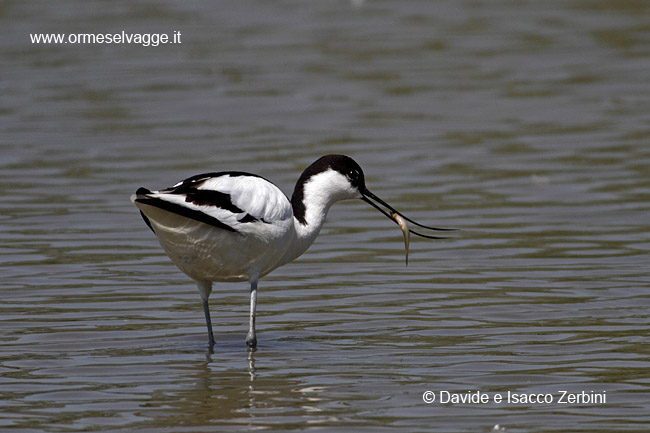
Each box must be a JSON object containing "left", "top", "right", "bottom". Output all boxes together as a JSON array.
[{"left": 348, "top": 170, "right": 357, "bottom": 180}]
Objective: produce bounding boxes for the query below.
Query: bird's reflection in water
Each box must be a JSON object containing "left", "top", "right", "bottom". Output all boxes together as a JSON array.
[
  {"left": 148, "top": 348, "right": 282, "bottom": 425},
  {"left": 247, "top": 348, "right": 257, "bottom": 382},
  {"left": 207, "top": 342, "right": 256, "bottom": 380}
]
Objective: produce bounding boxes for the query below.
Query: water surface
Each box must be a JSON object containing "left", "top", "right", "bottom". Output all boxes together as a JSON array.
[{"left": 1, "top": 1, "right": 649, "bottom": 432}]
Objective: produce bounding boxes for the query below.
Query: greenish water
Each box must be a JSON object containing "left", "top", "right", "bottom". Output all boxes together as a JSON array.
[{"left": 2, "top": 1, "right": 649, "bottom": 432}]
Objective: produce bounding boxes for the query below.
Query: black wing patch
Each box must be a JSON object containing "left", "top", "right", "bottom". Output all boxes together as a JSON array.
[
  {"left": 134, "top": 171, "right": 270, "bottom": 232},
  {"left": 183, "top": 190, "right": 247, "bottom": 215},
  {"left": 134, "top": 195, "right": 238, "bottom": 232}
]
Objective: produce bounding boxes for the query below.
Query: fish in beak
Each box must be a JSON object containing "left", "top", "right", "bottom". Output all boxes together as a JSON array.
[{"left": 360, "top": 189, "right": 455, "bottom": 266}]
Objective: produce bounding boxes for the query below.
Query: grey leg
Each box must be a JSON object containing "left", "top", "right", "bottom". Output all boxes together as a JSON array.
[
  {"left": 245, "top": 279, "right": 258, "bottom": 348},
  {"left": 202, "top": 297, "right": 215, "bottom": 347}
]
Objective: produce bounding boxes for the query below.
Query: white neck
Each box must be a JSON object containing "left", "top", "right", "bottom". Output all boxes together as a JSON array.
[{"left": 286, "top": 169, "right": 360, "bottom": 261}]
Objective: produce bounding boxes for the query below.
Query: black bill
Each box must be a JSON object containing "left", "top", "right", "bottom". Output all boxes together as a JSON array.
[{"left": 361, "top": 189, "right": 455, "bottom": 240}]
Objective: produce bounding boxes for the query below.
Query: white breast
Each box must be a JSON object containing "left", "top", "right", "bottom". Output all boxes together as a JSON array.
[{"left": 133, "top": 173, "right": 296, "bottom": 282}]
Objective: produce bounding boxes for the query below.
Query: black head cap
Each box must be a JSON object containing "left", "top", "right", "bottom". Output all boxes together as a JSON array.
[
  {"left": 300, "top": 154, "right": 365, "bottom": 189},
  {"left": 291, "top": 154, "right": 366, "bottom": 224}
]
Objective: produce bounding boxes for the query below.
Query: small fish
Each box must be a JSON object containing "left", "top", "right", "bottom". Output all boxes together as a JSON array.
[{"left": 392, "top": 212, "right": 410, "bottom": 266}]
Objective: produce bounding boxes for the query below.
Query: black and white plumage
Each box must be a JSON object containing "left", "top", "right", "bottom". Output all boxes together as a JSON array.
[{"left": 132, "top": 154, "right": 451, "bottom": 348}]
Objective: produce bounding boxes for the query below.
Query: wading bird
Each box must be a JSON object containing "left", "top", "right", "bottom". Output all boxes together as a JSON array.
[{"left": 132, "top": 154, "right": 451, "bottom": 348}]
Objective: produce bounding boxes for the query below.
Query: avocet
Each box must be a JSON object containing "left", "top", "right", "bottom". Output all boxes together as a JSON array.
[{"left": 132, "top": 154, "right": 451, "bottom": 348}]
